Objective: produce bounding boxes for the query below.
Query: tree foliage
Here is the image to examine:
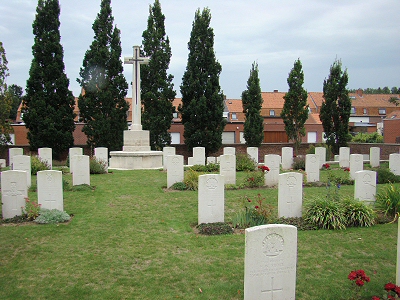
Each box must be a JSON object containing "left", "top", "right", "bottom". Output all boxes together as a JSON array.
[
  {"left": 281, "top": 59, "right": 309, "bottom": 153},
  {"left": 319, "top": 59, "right": 351, "bottom": 154},
  {"left": 77, "top": 0, "right": 128, "bottom": 152},
  {"left": 349, "top": 87, "right": 399, "bottom": 94},
  {"left": 179, "top": 8, "right": 226, "bottom": 156},
  {"left": 23, "top": 0, "right": 75, "bottom": 158},
  {"left": 0, "top": 41, "right": 13, "bottom": 148},
  {"left": 242, "top": 62, "right": 263, "bottom": 147},
  {"left": 141, "top": 0, "right": 176, "bottom": 150},
  {"left": 8, "top": 84, "right": 23, "bottom": 121}
]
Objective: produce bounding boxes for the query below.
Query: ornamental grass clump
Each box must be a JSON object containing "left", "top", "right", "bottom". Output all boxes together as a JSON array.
[
  {"left": 375, "top": 183, "right": 400, "bottom": 217},
  {"left": 34, "top": 209, "right": 71, "bottom": 224},
  {"left": 342, "top": 198, "right": 376, "bottom": 227},
  {"left": 183, "top": 168, "right": 202, "bottom": 191},
  {"left": 304, "top": 197, "right": 346, "bottom": 230},
  {"left": 232, "top": 194, "right": 275, "bottom": 228}
]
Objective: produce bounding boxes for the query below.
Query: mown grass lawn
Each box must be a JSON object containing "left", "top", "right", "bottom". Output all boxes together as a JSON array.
[{"left": 0, "top": 167, "right": 397, "bottom": 300}]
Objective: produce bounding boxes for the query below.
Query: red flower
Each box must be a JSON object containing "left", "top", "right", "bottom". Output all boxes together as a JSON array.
[
  {"left": 355, "top": 279, "right": 364, "bottom": 286},
  {"left": 247, "top": 199, "right": 252, "bottom": 202},
  {"left": 344, "top": 167, "right": 350, "bottom": 172},
  {"left": 394, "top": 286, "right": 400, "bottom": 296},
  {"left": 255, "top": 206, "right": 259, "bottom": 209},
  {"left": 385, "top": 283, "right": 396, "bottom": 291},
  {"left": 348, "top": 271, "right": 357, "bottom": 280},
  {"left": 388, "top": 295, "right": 395, "bottom": 300},
  {"left": 371, "top": 297, "right": 381, "bottom": 300}
]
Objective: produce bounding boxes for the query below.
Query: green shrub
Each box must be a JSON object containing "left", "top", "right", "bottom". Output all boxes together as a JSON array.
[
  {"left": 276, "top": 217, "right": 318, "bottom": 231},
  {"left": 375, "top": 183, "right": 400, "bottom": 216},
  {"left": 352, "top": 132, "right": 383, "bottom": 143},
  {"left": 292, "top": 156, "right": 305, "bottom": 170},
  {"left": 304, "top": 198, "right": 346, "bottom": 230},
  {"left": 236, "top": 153, "right": 257, "bottom": 171},
  {"left": 376, "top": 168, "right": 400, "bottom": 184},
  {"left": 232, "top": 194, "right": 275, "bottom": 228},
  {"left": 306, "top": 144, "right": 315, "bottom": 155},
  {"left": 326, "top": 170, "right": 354, "bottom": 186},
  {"left": 31, "top": 156, "right": 50, "bottom": 175},
  {"left": 184, "top": 168, "right": 202, "bottom": 191},
  {"left": 171, "top": 182, "right": 187, "bottom": 190},
  {"left": 34, "top": 209, "right": 71, "bottom": 224},
  {"left": 342, "top": 198, "right": 376, "bottom": 227},
  {"left": 21, "top": 197, "right": 41, "bottom": 220},
  {"left": 190, "top": 163, "right": 219, "bottom": 172},
  {"left": 90, "top": 157, "right": 107, "bottom": 174},
  {"left": 196, "top": 222, "right": 233, "bottom": 235},
  {"left": 239, "top": 171, "right": 265, "bottom": 188}
]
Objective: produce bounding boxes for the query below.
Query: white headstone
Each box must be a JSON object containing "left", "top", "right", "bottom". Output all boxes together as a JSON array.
[
  {"left": 363, "top": 154, "right": 370, "bottom": 161},
  {"left": 72, "top": 155, "right": 90, "bottom": 186},
  {"left": 1, "top": 170, "right": 28, "bottom": 219},
  {"left": 187, "top": 157, "right": 194, "bottom": 166},
  {"left": 12, "top": 155, "right": 31, "bottom": 187},
  {"left": 198, "top": 174, "right": 224, "bottom": 224},
  {"left": 389, "top": 153, "right": 400, "bottom": 175},
  {"left": 370, "top": 147, "right": 380, "bottom": 168},
  {"left": 219, "top": 154, "right": 236, "bottom": 185},
  {"left": 37, "top": 170, "right": 63, "bottom": 211},
  {"left": 244, "top": 224, "right": 297, "bottom": 300},
  {"left": 278, "top": 172, "right": 303, "bottom": 218},
  {"left": 38, "top": 147, "right": 52, "bottom": 169},
  {"left": 8, "top": 148, "right": 23, "bottom": 167},
  {"left": 167, "top": 155, "right": 184, "bottom": 188},
  {"left": 334, "top": 155, "right": 339, "bottom": 162},
  {"left": 315, "top": 147, "right": 326, "bottom": 168},
  {"left": 69, "top": 147, "right": 83, "bottom": 173},
  {"left": 94, "top": 147, "right": 108, "bottom": 172},
  {"left": 223, "top": 147, "right": 236, "bottom": 155},
  {"left": 281, "top": 147, "right": 293, "bottom": 170},
  {"left": 162, "top": 147, "right": 176, "bottom": 170},
  {"left": 193, "top": 147, "right": 205, "bottom": 165},
  {"left": 354, "top": 170, "right": 376, "bottom": 204},
  {"left": 339, "top": 147, "right": 350, "bottom": 168},
  {"left": 247, "top": 147, "right": 259, "bottom": 164},
  {"left": 0, "top": 158, "right": 6, "bottom": 169},
  {"left": 350, "top": 154, "right": 364, "bottom": 180},
  {"left": 264, "top": 154, "right": 280, "bottom": 187},
  {"left": 207, "top": 156, "right": 216, "bottom": 164},
  {"left": 305, "top": 154, "right": 320, "bottom": 182}
]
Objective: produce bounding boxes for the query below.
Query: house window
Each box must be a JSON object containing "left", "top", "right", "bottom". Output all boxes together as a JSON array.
[
  {"left": 269, "top": 110, "right": 275, "bottom": 116},
  {"left": 363, "top": 108, "right": 367, "bottom": 115},
  {"left": 172, "top": 112, "right": 178, "bottom": 118},
  {"left": 231, "top": 113, "right": 237, "bottom": 120},
  {"left": 351, "top": 107, "right": 356, "bottom": 114},
  {"left": 379, "top": 108, "right": 386, "bottom": 115}
]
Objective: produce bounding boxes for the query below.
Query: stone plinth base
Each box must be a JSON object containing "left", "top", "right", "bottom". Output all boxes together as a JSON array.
[
  {"left": 109, "top": 150, "right": 162, "bottom": 170},
  {"left": 123, "top": 130, "right": 150, "bottom": 151}
]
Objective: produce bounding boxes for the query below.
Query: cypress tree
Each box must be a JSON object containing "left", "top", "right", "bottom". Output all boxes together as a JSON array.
[
  {"left": 0, "top": 41, "right": 13, "bottom": 149},
  {"left": 281, "top": 58, "right": 309, "bottom": 154},
  {"left": 141, "top": 0, "right": 176, "bottom": 150},
  {"left": 242, "top": 62, "right": 264, "bottom": 147},
  {"left": 319, "top": 59, "right": 351, "bottom": 154},
  {"left": 179, "top": 8, "right": 226, "bottom": 156},
  {"left": 8, "top": 84, "right": 23, "bottom": 121},
  {"left": 77, "top": 0, "right": 128, "bottom": 152},
  {"left": 23, "top": 0, "right": 75, "bottom": 158}
]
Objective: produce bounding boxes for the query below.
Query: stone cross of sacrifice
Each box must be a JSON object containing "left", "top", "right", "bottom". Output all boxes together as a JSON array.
[{"left": 124, "top": 45, "right": 150, "bottom": 131}]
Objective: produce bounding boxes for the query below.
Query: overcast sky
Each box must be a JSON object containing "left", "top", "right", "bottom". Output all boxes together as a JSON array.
[{"left": 1, "top": 0, "right": 399, "bottom": 99}]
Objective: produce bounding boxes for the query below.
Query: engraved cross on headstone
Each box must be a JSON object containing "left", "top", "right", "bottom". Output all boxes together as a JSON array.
[
  {"left": 3, "top": 182, "right": 25, "bottom": 212},
  {"left": 124, "top": 45, "right": 150, "bottom": 131},
  {"left": 261, "top": 276, "right": 283, "bottom": 300}
]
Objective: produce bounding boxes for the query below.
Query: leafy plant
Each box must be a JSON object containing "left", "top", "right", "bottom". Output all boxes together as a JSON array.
[
  {"left": 292, "top": 155, "right": 305, "bottom": 170},
  {"left": 232, "top": 194, "right": 275, "bottom": 228},
  {"left": 376, "top": 167, "right": 400, "bottom": 184},
  {"left": 90, "top": 157, "right": 107, "bottom": 174},
  {"left": 31, "top": 155, "right": 50, "bottom": 175},
  {"left": 304, "top": 197, "right": 346, "bottom": 230},
  {"left": 196, "top": 222, "right": 233, "bottom": 235},
  {"left": 34, "top": 209, "right": 71, "bottom": 224},
  {"left": 352, "top": 132, "right": 383, "bottom": 143},
  {"left": 183, "top": 168, "right": 203, "bottom": 191},
  {"left": 236, "top": 153, "right": 257, "bottom": 171},
  {"left": 190, "top": 163, "right": 219, "bottom": 172},
  {"left": 342, "top": 198, "right": 376, "bottom": 227},
  {"left": 375, "top": 183, "right": 400, "bottom": 216},
  {"left": 239, "top": 171, "right": 265, "bottom": 188},
  {"left": 171, "top": 182, "right": 187, "bottom": 191},
  {"left": 276, "top": 217, "right": 317, "bottom": 231},
  {"left": 21, "top": 197, "right": 41, "bottom": 220}
]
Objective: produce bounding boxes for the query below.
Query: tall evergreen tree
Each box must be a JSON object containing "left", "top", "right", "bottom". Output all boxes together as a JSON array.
[
  {"left": 179, "top": 8, "right": 226, "bottom": 156},
  {"left": 281, "top": 59, "right": 309, "bottom": 154},
  {"left": 0, "top": 41, "right": 13, "bottom": 149},
  {"left": 8, "top": 84, "right": 23, "bottom": 121},
  {"left": 23, "top": 0, "right": 75, "bottom": 158},
  {"left": 242, "top": 62, "right": 264, "bottom": 147},
  {"left": 319, "top": 59, "right": 351, "bottom": 154},
  {"left": 141, "top": 0, "right": 176, "bottom": 150},
  {"left": 77, "top": 0, "right": 128, "bottom": 152}
]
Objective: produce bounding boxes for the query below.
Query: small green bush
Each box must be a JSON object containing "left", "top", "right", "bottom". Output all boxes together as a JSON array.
[
  {"left": 342, "top": 198, "right": 376, "bottom": 227},
  {"left": 232, "top": 194, "right": 275, "bottom": 228},
  {"left": 375, "top": 183, "right": 400, "bottom": 216},
  {"left": 239, "top": 171, "right": 265, "bottom": 188},
  {"left": 352, "top": 132, "right": 383, "bottom": 143},
  {"left": 276, "top": 217, "right": 318, "bottom": 231},
  {"left": 292, "top": 156, "right": 305, "bottom": 170},
  {"left": 171, "top": 182, "right": 187, "bottom": 190},
  {"left": 376, "top": 168, "right": 400, "bottom": 184},
  {"left": 304, "top": 198, "right": 346, "bottom": 230},
  {"left": 190, "top": 163, "right": 219, "bottom": 172},
  {"left": 184, "top": 168, "right": 202, "bottom": 191},
  {"left": 196, "top": 222, "right": 233, "bottom": 235},
  {"left": 90, "top": 157, "right": 107, "bottom": 174},
  {"left": 236, "top": 153, "right": 257, "bottom": 171},
  {"left": 31, "top": 156, "right": 50, "bottom": 175},
  {"left": 34, "top": 209, "right": 71, "bottom": 224}
]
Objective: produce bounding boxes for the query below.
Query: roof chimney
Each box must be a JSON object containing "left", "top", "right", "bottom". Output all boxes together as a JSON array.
[{"left": 356, "top": 89, "right": 363, "bottom": 97}]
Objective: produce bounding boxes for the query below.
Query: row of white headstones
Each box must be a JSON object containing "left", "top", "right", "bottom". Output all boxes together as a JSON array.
[{"left": 0, "top": 147, "right": 108, "bottom": 219}]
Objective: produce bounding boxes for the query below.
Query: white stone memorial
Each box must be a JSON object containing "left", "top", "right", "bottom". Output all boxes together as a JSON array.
[
  {"left": 247, "top": 147, "right": 259, "bottom": 164},
  {"left": 389, "top": 153, "right": 400, "bottom": 176},
  {"left": 281, "top": 147, "right": 293, "bottom": 170},
  {"left": 187, "top": 157, "right": 194, "bottom": 166},
  {"left": 354, "top": 170, "right": 376, "bottom": 204},
  {"left": 192, "top": 147, "right": 205, "bottom": 165},
  {"left": 69, "top": 147, "right": 83, "bottom": 173},
  {"left": 198, "top": 174, "right": 224, "bottom": 224},
  {"left": 94, "top": 147, "right": 108, "bottom": 172},
  {"left": 219, "top": 154, "right": 236, "bottom": 185},
  {"left": 72, "top": 155, "right": 90, "bottom": 186},
  {"left": 8, "top": 148, "right": 23, "bottom": 167},
  {"left": 264, "top": 154, "right": 280, "bottom": 187},
  {"left": 350, "top": 154, "right": 364, "bottom": 180},
  {"left": 305, "top": 154, "right": 320, "bottom": 182},
  {"left": 223, "top": 147, "right": 236, "bottom": 155},
  {"left": 339, "top": 147, "right": 350, "bottom": 168},
  {"left": 278, "top": 172, "right": 303, "bottom": 218},
  {"left": 315, "top": 147, "right": 326, "bottom": 168},
  {"left": 370, "top": 147, "right": 380, "bottom": 168},
  {"left": 38, "top": 147, "right": 52, "bottom": 169},
  {"left": 37, "top": 170, "right": 63, "bottom": 211},
  {"left": 1, "top": 170, "right": 28, "bottom": 219},
  {"left": 162, "top": 147, "right": 175, "bottom": 170},
  {"left": 0, "top": 158, "right": 6, "bottom": 169},
  {"left": 167, "top": 155, "right": 184, "bottom": 188},
  {"left": 207, "top": 156, "right": 217, "bottom": 164},
  {"left": 12, "top": 155, "right": 31, "bottom": 187},
  {"left": 244, "top": 224, "right": 297, "bottom": 300}
]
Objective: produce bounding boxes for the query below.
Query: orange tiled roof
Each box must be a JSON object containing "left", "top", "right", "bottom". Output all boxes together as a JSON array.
[
  {"left": 386, "top": 110, "right": 400, "bottom": 120},
  {"left": 225, "top": 99, "right": 242, "bottom": 112},
  {"left": 349, "top": 93, "right": 399, "bottom": 108},
  {"left": 261, "top": 91, "right": 286, "bottom": 109}
]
